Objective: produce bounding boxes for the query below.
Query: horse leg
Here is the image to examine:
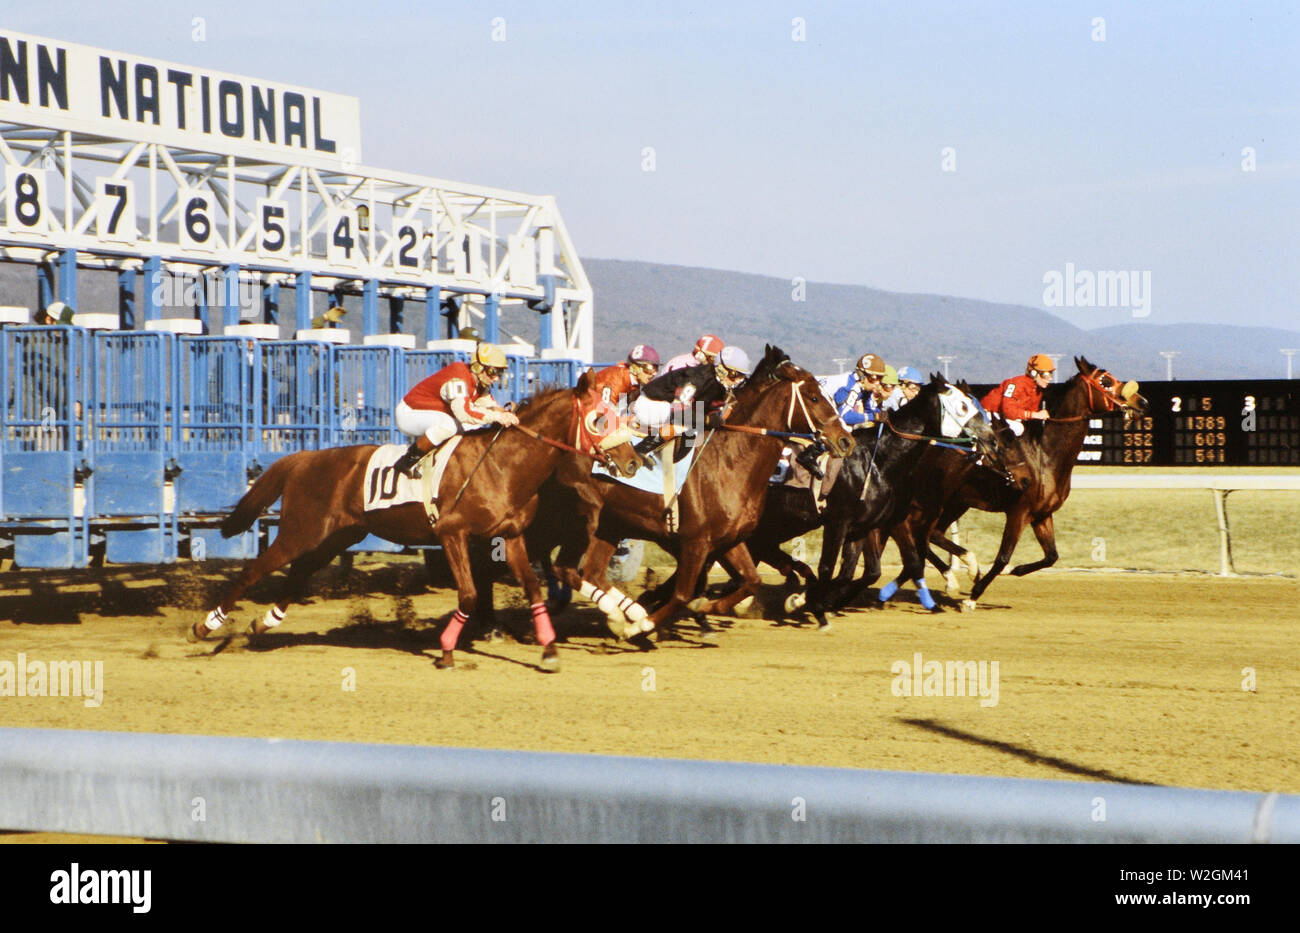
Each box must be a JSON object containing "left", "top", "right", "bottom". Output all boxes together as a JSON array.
[
  {"left": 191, "top": 533, "right": 301, "bottom": 641},
  {"left": 895, "top": 523, "right": 939, "bottom": 612},
  {"left": 688, "top": 543, "right": 760, "bottom": 618},
  {"left": 807, "top": 518, "right": 848, "bottom": 624},
  {"left": 644, "top": 536, "right": 713, "bottom": 635},
  {"left": 250, "top": 529, "right": 365, "bottom": 635},
  {"left": 964, "top": 506, "right": 1030, "bottom": 611},
  {"left": 576, "top": 536, "right": 651, "bottom": 637},
  {"left": 501, "top": 535, "right": 560, "bottom": 672},
  {"left": 1010, "top": 514, "right": 1058, "bottom": 577},
  {"left": 434, "top": 532, "right": 478, "bottom": 669}
]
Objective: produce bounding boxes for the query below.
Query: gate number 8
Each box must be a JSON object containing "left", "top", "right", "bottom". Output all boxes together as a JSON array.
[{"left": 14, "top": 172, "right": 41, "bottom": 227}]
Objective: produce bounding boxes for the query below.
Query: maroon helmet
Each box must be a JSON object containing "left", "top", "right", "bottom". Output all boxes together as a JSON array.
[{"left": 628, "top": 344, "right": 660, "bottom": 366}]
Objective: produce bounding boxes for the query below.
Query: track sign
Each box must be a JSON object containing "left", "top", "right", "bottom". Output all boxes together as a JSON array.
[
  {"left": 256, "top": 198, "right": 291, "bottom": 259},
  {"left": 178, "top": 189, "right": 216, "bottom": 251},
  {"left": 328, "top": 207, "right": 360, "bottom": 267},
  {"left": 5, "top": 166, "right": 48, "bottom": 234},
  {"left": 96, "top": 178, "right": 137, "bottom": 244},
  {"left": 392, "top": 218, "right": 425, "bottom": 273}
]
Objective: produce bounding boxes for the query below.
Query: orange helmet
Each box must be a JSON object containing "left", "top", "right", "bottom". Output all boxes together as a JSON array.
[
  {"left": 1027, "top": 354, "right": 1056, "bottom": 375},
  {"left": 694, "top": 334, "right": 724, "bottom": 362}
]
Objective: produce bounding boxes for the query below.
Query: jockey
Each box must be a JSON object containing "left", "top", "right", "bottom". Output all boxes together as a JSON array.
[
  {"left": 981, "top": 353, "right": 1054, "bottom": 431},
  {"left": 880, "top": 364, "right": 906, "bottom": 411},
  {"left": 633, "top": 344, "right": 750, "bottom": 455},
  {"left": 896, "top": 366, "right": 923, "bottom": 403},
  {"left": 590, "top": 344, "right": 661, "bottom": 408},
  {"left": 664, "top": 333, "right": 725, "bottom": 373},
  {"left": 832, "top": 353, "right": 888, "bottom": 427},
  {"left": 392, "top": 342, "right": 520, "bottom": 477}
]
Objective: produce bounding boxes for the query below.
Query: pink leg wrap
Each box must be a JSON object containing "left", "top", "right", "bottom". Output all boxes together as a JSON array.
[
  {"left": 441, "top": 609, "right": 468, "bottom": 651},
  {"left": 531, "top": 603, "right": 556, "bottom": 646}
]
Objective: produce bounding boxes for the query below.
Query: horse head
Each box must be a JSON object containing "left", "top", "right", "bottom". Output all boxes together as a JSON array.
[
  {"left": 573, "top": 369, "right": 642, "bottom": 477},
  {"left": 954, "top": 378, "right": 1034, "bottom": 490},
  {"left": 1070, "top": 356, "right": 1148, "bottom": 421},
  {"left": 737, "top": 345, "right": 855, "bottom": 457}
]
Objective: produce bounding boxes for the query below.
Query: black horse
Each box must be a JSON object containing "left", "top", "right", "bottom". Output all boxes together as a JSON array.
[{"left": 742, "top": 374, "right": 1008, "bottom": 626}]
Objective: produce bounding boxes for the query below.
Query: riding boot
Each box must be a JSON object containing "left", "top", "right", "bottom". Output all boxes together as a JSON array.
[
  {"left": 634, "top": 433, "right": 665, "bottom": 458},
  {"left": 393, "top": 440, "right": 427, "bottom": 478},
  {"left": 795, "top": 442, "right": 826, "bottom": 479}
]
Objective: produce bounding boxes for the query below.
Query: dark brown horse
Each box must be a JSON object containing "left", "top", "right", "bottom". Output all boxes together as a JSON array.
[
  {"left": 536, "top": 345, "right": 855, "bottom": 636},
  {"left": 189, "top": 371, "right": 641, "bottom": 671},
  {"left": 873, "top": 356, "right": 1146, "bottom": 610}
]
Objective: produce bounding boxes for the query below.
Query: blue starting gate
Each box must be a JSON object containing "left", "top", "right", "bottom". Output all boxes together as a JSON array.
[
  {"left": 0, "top": 327, "right": 582, "bottom": 569},
  {"left": 177, "top": 336, "right": 259, "bottom": 559},
  {"left": 89, "top": 331, "right": 179, "bottom": 564},
  {"left": 0, "top": 326, "right": 93, "bottom": 568}
]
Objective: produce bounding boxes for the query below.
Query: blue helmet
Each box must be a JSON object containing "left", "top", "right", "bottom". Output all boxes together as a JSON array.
[{"left": 896, "top": 365, "right": 923, "bottom": 385}]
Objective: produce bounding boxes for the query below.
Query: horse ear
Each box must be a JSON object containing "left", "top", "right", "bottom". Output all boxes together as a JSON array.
[
  {"left": 957, "top": 379, "right": 972, "bottom": 394},
  {"left": 576, "top": 368, "right": 593, "bottom": 393},
  {"left": 929, "top": 371, "right": 944, "bottom": 385},
  {"left": 1075, "top": 356, "right": 1088, "bottom": 373}
]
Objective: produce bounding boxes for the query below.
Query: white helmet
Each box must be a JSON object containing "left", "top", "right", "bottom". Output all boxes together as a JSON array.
[{"left": 717, "top": 345, "right": 751, "bottom": 375}]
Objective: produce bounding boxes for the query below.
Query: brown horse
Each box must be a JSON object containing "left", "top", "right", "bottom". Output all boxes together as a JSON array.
[
  {"left": 905, "top": 356, "right": 1146, "bottom": 610},
  {"left": 535, "top": 345, "right": 855, "bottom": 636},
  {"left": 189, "top": 372, "right": 641, "bottom": 671}
]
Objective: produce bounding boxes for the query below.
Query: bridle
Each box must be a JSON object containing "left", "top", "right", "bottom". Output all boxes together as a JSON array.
[
  {"left": 717, "top": 371, "right": 841, "bottom": 445},
  {"left": 1046, "top": 368, "right": 1135, "bottom": 423}
]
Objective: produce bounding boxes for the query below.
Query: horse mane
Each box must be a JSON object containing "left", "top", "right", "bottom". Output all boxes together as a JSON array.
[{"left": 515, "top": 384, "right": 574, "bottom": 414}]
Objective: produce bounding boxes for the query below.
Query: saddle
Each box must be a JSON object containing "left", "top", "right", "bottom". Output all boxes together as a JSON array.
[{"left": 362, "top": 437, "right": 462, "bottom": 525}]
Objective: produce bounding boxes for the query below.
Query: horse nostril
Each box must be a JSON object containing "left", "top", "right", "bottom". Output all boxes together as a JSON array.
[{"left": 1019, "top": 477, "right": 1030, "bottom": 491}]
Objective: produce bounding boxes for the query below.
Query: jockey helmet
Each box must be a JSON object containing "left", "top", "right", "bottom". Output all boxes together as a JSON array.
[
  {"left": 458, "top": 325, "right": 483, "bottom": 342},
  {"left": 882, "top": 364, "right": 900, "bottom": 387},
  {"left": 1027, "top": 353, "right": 1056, "bottom": 375},
  {"left": 715, "top": 345, "right": 751, "bottom": 388},
  {"left": 896, "top": 365, "right": 923, "bottom": 385},
  {"left": 855, "top": 353, "right": 886, "bottom": 379},
  {"left": 628, "top": 344, "right": 660, "bottom": 366},
  {"left": 627, "top": 344, "right": 660, "bottom": 385},
  {"left": 694, "top": 334, "right": 724, "bottom": 363},
  {"left": 470, "top": 343, "right": 509, "bottom": 386}
]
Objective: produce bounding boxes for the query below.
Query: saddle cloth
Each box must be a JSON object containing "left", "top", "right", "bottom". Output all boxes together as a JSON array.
[
  {"left": 363, "top": 436, "right": 462, "bottom": 513},
  {"left": 593, "top": 442, "right": 697, "bottom": 495}
]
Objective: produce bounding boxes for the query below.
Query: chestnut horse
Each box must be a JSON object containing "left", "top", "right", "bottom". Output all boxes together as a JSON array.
[
  {"left": 535, "top": 345, "right": 855, "bottom": 636},
  {"left": 190, "top": 372, "right": 640, "bottom": 672},
  {"left": 873, "top": 356, "right": 1147, "bottom": 610}
]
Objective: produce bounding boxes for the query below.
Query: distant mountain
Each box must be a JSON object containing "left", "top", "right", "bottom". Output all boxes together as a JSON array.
[
  {"left": 584, "top": 260, "right": 1300, "bottom": 382},
  {"left": 4, "top": 256, "right": 1297, "bottom": 383}
]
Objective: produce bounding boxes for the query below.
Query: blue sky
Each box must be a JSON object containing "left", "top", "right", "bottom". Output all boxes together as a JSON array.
[{"left": 11, "top": 1, "right": 1299, "bottom": 330}]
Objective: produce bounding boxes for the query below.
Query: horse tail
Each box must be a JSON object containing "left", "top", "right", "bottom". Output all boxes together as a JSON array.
[{"left": 221, "top": 455, "right": 296, "bottom": 538}]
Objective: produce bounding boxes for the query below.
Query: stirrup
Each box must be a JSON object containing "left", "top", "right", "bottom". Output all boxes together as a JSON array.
[{"left": 634, "top": 434, "right": 665, "bottom": 457}]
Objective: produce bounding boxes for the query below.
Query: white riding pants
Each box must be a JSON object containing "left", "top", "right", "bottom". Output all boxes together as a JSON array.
[{"left": 396, "top": 401, "right": 460, "bottom": 446}]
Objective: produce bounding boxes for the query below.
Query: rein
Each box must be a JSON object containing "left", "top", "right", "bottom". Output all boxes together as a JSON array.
[
  {"left": 718, "top": 378, "right": 830, "bottom": 442},
  {"left": 880, "top": 412, "right": 975, "bottom": 449}
]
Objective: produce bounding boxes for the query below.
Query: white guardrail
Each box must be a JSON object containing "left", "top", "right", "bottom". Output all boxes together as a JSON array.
[
  {"left": 1070, "top": 473, "right": 1300, "bottom": 576},
  {"left": 1, "top": 729, "right": 1297, "bottom": 843}
]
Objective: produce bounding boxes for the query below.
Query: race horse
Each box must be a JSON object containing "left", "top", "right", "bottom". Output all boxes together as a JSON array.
[
  {"left": 190, "top": 371, "right": 641, "bottom": 672},
  {"left": 742, "top": 375, "right": 1013, "bottom": 624},
  {"left": 857, "top": 356, "right": 1146, "bottom": 610},
  {"left": 529, "top": 345, "right": 856, "bottom": 637}
]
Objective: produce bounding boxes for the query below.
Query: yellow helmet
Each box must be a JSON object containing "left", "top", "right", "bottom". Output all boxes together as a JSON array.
[
  {"left": 473, "top": 343, "right": 509, "bottom": 369},
  {"left": 882, "top": 364, "right": 899, "bottom": 387}
]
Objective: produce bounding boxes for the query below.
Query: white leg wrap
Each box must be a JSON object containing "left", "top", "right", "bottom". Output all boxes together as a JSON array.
[
  {"left": 262, "top": 606, "right": 287, "bottom": 629},
  {"left": 204, "top": 608, "right": 227, "bottom": 631},
  {"left": 580, "top": 580, "right": 628, "bottom": 624},
  {"left": 606, "top": 586, "right": 647, "bottom": 624}
]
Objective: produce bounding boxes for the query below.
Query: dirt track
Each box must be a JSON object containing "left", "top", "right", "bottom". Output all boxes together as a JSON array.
[{"left": 1, "top": 559, "right": 1297, "bottom": 796}]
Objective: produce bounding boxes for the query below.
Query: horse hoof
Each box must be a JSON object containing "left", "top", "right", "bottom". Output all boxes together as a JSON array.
[
  {"left": 784, "top": 592, "right": 807, "bottom": 613},
  {"left": 960, "top": 599, "right": 977, "bottom": 613},
  {"left": 435, "top": 651, "right": 455, "bottom": 669},
  {"left": 733, "top": 595, "right": 755, "bottom": 616},
  {"left": 606, "top": 615, "right": 626, "bottom": 638},
  {"left": 187, "top": 620, "right": 215, "bottom": 643},
  {"left": 539, "top": 644, "right": 560, "bottom": 673},
  {"left": 943, "top": 574, "right": 960, "bottom": 596},
  {"left": 816, "top": 616, "right": 832, "bottom": 632},
  {"left": 929, "top": 605, "right": 944, "bottom": 614},
  {"left": 686, "top": 596, "right": 710, "bottom": 614}
]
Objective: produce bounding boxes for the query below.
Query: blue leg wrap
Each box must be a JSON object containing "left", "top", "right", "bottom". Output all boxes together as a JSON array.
[
  {"left": 878, "top": 579, "right": 900, "bottom": 602},
  {"left": 915, "top": 579, "right": 936, "bottom": 610}
]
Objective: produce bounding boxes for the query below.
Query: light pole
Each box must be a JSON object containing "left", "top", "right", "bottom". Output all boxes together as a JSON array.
[
  {"left": 1159, "top": 351, "right": 1179, "bottom": 381},
  {"left": 1045, "top": 353, "right": 1065, "bottom": 381},
  {"left": 832, "top": 357, "right": 851, "bottom": 375},
  {"left": 1282, "top": 349, "right": 1298, "bottom": 379},
  {"left": 936, "top": 355, "right": 957, "bottom": 380}
]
